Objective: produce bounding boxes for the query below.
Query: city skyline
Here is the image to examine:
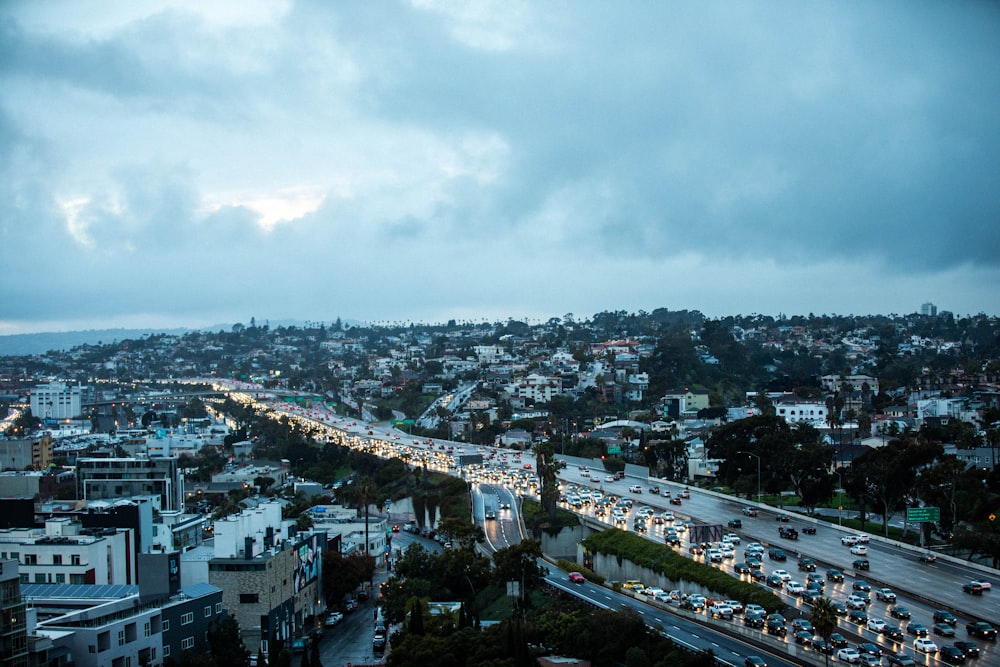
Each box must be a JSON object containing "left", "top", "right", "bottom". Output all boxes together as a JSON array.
[{"left": 2, "top": 1, "right": 999, "bottom": 336}]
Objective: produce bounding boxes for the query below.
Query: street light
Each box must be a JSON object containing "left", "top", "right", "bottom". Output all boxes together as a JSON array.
[{"left": 736, "top": 451, "right": 761, "bottom": 506}]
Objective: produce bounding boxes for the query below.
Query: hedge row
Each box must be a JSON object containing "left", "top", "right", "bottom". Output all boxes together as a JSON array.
[
  {"left": 582, "top": 529, "right": 784, "bottom": 613},
  {"left": 554, "top": 559, "right": 606, "bottom": 585}
]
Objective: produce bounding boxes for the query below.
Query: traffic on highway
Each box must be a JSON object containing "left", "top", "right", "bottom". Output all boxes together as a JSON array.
[{"left": 210, "top": 380, "right": 998, "bottom": 667}]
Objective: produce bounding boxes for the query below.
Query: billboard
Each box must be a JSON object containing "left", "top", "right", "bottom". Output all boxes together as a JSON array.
[{"left": 294, "top": 533, "right": 320, "bottom": 592}]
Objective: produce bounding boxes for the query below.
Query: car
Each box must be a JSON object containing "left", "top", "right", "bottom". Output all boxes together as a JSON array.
[
  {"left": 628, "top": 485, "right": 642, "bottom": 493},
  {"left": 953, "top": 640, "right": 980, "bottom": 658},
  {"left": 858, "top": 655, "right": 881, "bottom": 667},
  {"left": 876, "top": 587, "right": 897, "bottom": 602},
  {"left": 622, "top": 579, "right": 645, "bottom": 591},
  {"left": 868, "top": 618, "right": 887, "bottom": 633},
  {"left": 889, "top": 606, "right": 912, "bottom": 620},
  {"left": 745, "top": 604, "right": 766, "bottom": 617},
  {"left": 499, "top": 501, "right": 510, "bottom": 509},
  {"left": 766, "top": 574, "right": 784, "bottom": 588},
  {"left": 372, "top": 634, "right": 387, "bottom": 653},
  {"left": 938, "top": 645, "right": 967, "bottom": 664},
  {"left": 849, "top": 609, "right": 869, "bottom": 625},
  {"left": 837, "top": 647, "right": 862, "bottom": 663},
  {"left": 882, "top": 625, "right": 905, "bottom": 642},
  {"left": 886, "top": 653, "right": 917, "bottom": 667},
  {"left": 853, "top": 558, "right": 870, "bottom": 571},
  {"left": 827, "top": 568, "right": 845, "bottom": 582},
  {"left": 934, "top": 623, "right": 958, "bottom": 638},
  {"left": 933, "top": 610, "right": 958, "bottom": 626},
  {"left": 775, "top": 513, "right": 791, "bottom": 522},
  {"left": 963, "top": 582, "right": 986, "bottom": 595},
  {"left": 767, "top": 547, "right": 786, "bottom": 561},
  {"left": 801, "top": 525, "right": 817, "bottom": 534},
  {"left": 791, "top": 618, "right": 813, "bottom": 634},
  {"left": 728, "top": 518, "right": 743, "bottom": 528},
  {"left": 688, "top": 544, "right": 704, "bottom": 555},
  {"left": 969, "top": 579, "right": 991, "bottom": 591},
  {"left": 965, "top": 621, "right": 997, "bottom": 640},
  {"left": 846, "top": 595, "right": 867, "bottom": 610},
  {"left": 485, "top": 510, "right": 496, "bottom": 520},
  {"left": 765, "top": 618, "right": 786, "bottom": 636},
  {"left": 324, "top": 612, "right": 343, "bottom": 627},
  {"left": 842, "top": 535, "right": 861, "bottom": 546},
  {"left": 852, "top": 579, "right": 871, "bottom": 592},
  {"left": 724, "top": 599, "right": 744, "bottom": 614},
  {"left": 734, "top": 562, "right": 751, "bottom": 574},
  {"left": 797, "top": 558, "right": 817, "bottom": 572},
  {"left": 743, "top": 506, "right": 758, "bottom": 516},
  {"left": 793, "top": 630, "right": 813, "bottom": 646},
  {"left": 806, "top": 572, "right": 825, "bottom": 586},
  {"left": 744, "top": 657, "right": 767, "bottom": 667},
  {"left": 858, "top": 642, "right": 883, "bottom": 658},
  {"left": 711, "top": 603, "right": 734, "bottom": 620},
  {"left": 778, "top": 526, "right": 798, "bottom": 540},
  {"left": 679, "top": 489, "right": 690, "bottom": 498},
  {"left": 290, "top": 636, "right": 310, "bottom": 654},
  {"left": 850, "top": 544, "right": 868, "bottom": 556},
  {"left": 568, "top": 571, "right": 585, "bottom": 583},
  {"left": 830, "top": 632, "right": 849, "bottom": 648},
  {"left": 743, "top": 613, "right": 765, "bottom": 629},
  {"left": 649, "top": 486, "right": 660, "bottom": 494},
  {"left": 914, "top": 637, "right": 939, "bottom": 654},
  {"left": 770, "top": 569, "right": 791, "bottom": 581},
  {"left": 907, "top": 622, "right": 929, "bottom": 637},
  {"left": 813, "top": 639, "right": 834, "bottom": 655},
  {"left": 750, "top": 569, "right": 767, "bottom": 582},
  {"left": 664, "top": 533, "right": 681, "bottom": 546},
  {"left": 785, "top": 581, "right": 805, "bottom": 596},
  {"left": 746, "top": 556, "right": 762, "bottom": 570},
  {"left": 918, "top": 552, "right": 937, "bottom": 563}
]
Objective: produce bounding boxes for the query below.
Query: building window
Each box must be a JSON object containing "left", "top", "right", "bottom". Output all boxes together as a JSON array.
[
  {"left": 239, "top": 593, "right": 259, "bottom": 604},
  {"left": 24, "top": 554, "right": 37, "bottom": 565},
  {"left": 181, "top": 637, "right": 194, "bottom": 650},
  {"left": 181, "top": 612, "right": 194, "bottom": 625},
  {"left": 163, "top": 646, "right": 170, "bottom": 657},
  {"left": 215, "top": 602, "right": 222, "bottom": 614},
  {"left": 162, "top": 620, "right": 170, "bottom": 631},
  {"left": 144, "top": 621, "right": 150, "bottom": 637},
  {"left": 70, "top": 574, "right": 86, "bottom": 584},
  {"left": 205, "top": 605, "right": 212, "bottom": 618},
  {"left": 72, "top": 554, "right": 81, "bottom": 565},
  {"left": 53, "top": 554, "right": 62, "bottom": 565},
  {"left": 118, "top": 630, "right": 125, "bottom": 646},
  {"left": 56, "top": 573, "right": 65, "bottom": 583},
  {"left": 34, "top": 573, "right": 45, "bottom": 583}
]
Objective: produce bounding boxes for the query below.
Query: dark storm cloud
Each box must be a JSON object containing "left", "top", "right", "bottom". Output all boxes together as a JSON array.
[{"left": 1, "top": 1, "right": 998, "bottom": 333}]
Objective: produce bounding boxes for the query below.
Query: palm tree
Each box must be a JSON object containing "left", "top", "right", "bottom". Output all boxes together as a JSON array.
[
  {"left": 810, "top": 597, "right": 838, "bottom": 667},
  {"left": 356, "top": 476, "right": 376, "bottom": 582}
]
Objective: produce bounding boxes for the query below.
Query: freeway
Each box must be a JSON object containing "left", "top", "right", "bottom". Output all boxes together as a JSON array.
[
  {"left": 543, "top": 569, "right": 803, "bottom": 667},
  {"left": 205, "top": 380, "right": 999, "bottom": 665}
]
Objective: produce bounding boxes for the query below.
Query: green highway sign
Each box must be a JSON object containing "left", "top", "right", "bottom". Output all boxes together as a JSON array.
[
  {"left": 906, "top": 506, "right": 940, "bottom": 523},
  {"left": 606, "top": 445, "right": 621, "bottom": 455},
  {"left": 393, "top": 419, "right": 415, "bottom": 426}
]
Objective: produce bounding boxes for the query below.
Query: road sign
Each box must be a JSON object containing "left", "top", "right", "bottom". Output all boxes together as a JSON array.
[
  {"left": 392, "top": 419, "right": 415, "bottom": 426},
  {"left": 606, "top": 445, "right": 621, "bottom": 455},
  {"left": 906, "top": 506, "right": 940, "bottom": 523}
]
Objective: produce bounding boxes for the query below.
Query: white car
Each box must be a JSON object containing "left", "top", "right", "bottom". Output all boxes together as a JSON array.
[
  {"left": 867, "top": 618, "right": 887, "bottom": 633},
  {"left": 836, "top": 647, "right": 861, "bottom": 663},
  {"left": 841, "top": 535, "right": 860, "bottom": 546},
  {"left": 970, "top": 579, "right": 992, "bottom": 591},
  {"left": 719, "top": 545, "right": 736, "bottom": 559},
  {"left": 785, "top": 581, "right": 805, "bottom": 595},
  {"left": 846, "top": 595, "right": 867, "bottom": 610},
  {"left": 724, "top": 533, "right": 741, "bottom": 544},
  {"left": 643, "top": 586, "right": 665, "bottom": 598},
  {"left": 710, "top": 603, "right": 734, "bottom": 619},
  {"left": 771, "top": 569, "right": 791, "bottom": 581},
  {"left": 850, "top": 545, "right": 868, "bottom": 556},
  {"left": 745, "top": 604, "right": 766, "bottom": 616},
  {"left": 914, "top": 638, "right": 938, "bottom": 654},
  {"left": 723, "top": 599, "right": 744, "bottom": 614},
  {"left": 707, "top": 549, "right": 723, "bottom": 563}
]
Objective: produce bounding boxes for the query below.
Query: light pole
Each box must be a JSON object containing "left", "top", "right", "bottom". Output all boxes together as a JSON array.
[
  {"left": 835, "top": 468, "right": 844, "bottom": 526},
  {"left": 736, "top": 451, "right": 761, "bottom": 506}
]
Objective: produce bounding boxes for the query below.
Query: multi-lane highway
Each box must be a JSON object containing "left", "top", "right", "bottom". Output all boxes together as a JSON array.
[{"left": 206, "top": 381, "right": 998, "bottom": 666}]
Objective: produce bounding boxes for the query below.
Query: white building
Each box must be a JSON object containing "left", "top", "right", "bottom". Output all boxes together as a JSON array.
[
  {"left": 30, "top": 381, "right": 84, "bottom": 420},
  {"left": 773, "top": 396, "right": 828, "bottom": 426},
  {"left": 506, "top": 374, "right": 563, "bottom": 404},
  {"left": 0, "top": 517, "right": 134, "bottom": 586}
]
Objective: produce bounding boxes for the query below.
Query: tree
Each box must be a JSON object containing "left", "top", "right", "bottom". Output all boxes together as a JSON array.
[
  {"left": 810, "top": 597, "right": 838, "bottom": 667},
  {"left": 207, "top": 616, "right": 250, "bottom": 667}
]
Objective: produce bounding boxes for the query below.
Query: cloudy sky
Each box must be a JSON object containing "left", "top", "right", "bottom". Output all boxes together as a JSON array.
[{"left": 2, "top": 1, "right": 998, "bottom": 335}]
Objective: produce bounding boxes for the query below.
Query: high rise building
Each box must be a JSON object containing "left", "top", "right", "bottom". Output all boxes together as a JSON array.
[{"left": 921, "top": 302, "right": 938, "bottom": 316}]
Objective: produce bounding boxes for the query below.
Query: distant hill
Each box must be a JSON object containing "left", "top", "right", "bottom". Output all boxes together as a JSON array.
[
  {"left": 0, "top": 319, "right": 368, "bottom": 356},
  {"left": 0, "top": 329, "right": 192, "bottom": 356}
]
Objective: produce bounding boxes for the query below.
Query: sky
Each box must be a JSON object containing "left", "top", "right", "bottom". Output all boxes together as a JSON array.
[{"left": 2, "top": 1, "right": 999, "bottom": 335}]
